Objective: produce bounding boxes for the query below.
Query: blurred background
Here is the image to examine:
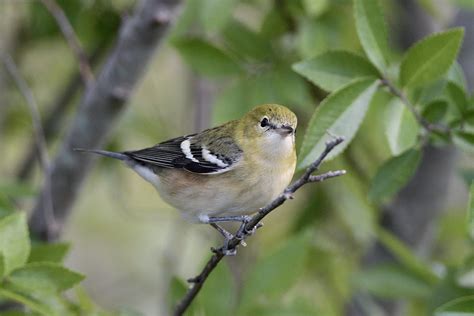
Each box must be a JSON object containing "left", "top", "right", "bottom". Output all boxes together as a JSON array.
[{"left": 1, "top": 0, "right": 474, "bottom": 315}]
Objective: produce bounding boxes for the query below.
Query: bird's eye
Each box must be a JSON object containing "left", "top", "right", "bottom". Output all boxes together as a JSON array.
[{"left": 260, "top": 117, "right": 269, "bottom": 128}]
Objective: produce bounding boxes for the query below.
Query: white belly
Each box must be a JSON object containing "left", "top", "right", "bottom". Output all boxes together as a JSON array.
[{"left": 130, "top": 161, "right": 294, "bottom": 223}]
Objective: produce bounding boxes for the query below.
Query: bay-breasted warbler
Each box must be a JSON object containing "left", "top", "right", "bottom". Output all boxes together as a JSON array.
[{"left": 77, "top": 104, "right": 297, "bottom": 242}]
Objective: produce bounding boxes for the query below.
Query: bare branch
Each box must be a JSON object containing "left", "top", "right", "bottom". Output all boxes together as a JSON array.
[
  {"left": 28, "top": 0, "right": 181, "bottom": 241},
  {"left": 174, "top": 137, "right": 346, "bottom": 316},
  {"left": 308, "top": 170, "right": 347, "bottom": 183},
  {"left": 40, "top": 0, "right": 94, "bottom": 85},
  {"left": 1, "top": 54, "right": 50, "bottom": 171},
  {"left": 16, "top": 45, "right": 107, "bottom": 181},
  {"left": 1, "top": 53, "right": 58, "bottom": 237}
]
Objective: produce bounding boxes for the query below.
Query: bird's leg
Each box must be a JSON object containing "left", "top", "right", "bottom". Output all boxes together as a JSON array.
[
  {"left": 209, "top": 223, "right": 237, "bottom": 256},
  {"left": 207, "top": 215, "right": 252, "bottom": 224},
  {"left": 210, "top": 223, "right": 233, "bottom": 240},
  {"left": 205, "top": 215, "right": 264, "bottom": 255},
  {"left": 208, "top": 214, "right": 263, "bottom": 239},
  {"left": 206, "top": 216, "right": 253, "bottom": 255}
]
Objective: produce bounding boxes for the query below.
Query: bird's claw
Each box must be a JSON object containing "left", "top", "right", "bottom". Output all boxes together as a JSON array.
[
  {"left": 210, "top": 215, "right": 264, "bottom": 256},
  {"left": 211, "top": 245, "right": 237, "bottom": 256},
  {"left": 242, "top": 221, "right": 264, "bottom": 237}
]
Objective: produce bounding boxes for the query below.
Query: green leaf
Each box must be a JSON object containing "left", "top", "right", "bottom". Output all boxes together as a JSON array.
[
  {"left": 0, "top": 287, "right": 53, "bottom": 316},
  {"left": 412, "top": 79, "right": 447, "bottom": 106},
  {"left": 0, "top": 182, "right": 36, "bottom": 198},
  {"left": 446, "top": 81, "right": 469, "bottom": 116},
  {"left": 377, "top": 228, "right": 438, "bottom": 284},
  {"left": 354, "top": 264, "right": 432, "bottom": 299},
  {"left": 0, "top": 198, "right": 14, "bottom": 219},
  {"left": 0, "top": 253, "right": 4, "bottom": 279},
  {"left": 369, "top": 149, "right": 421, "bottom": 202},
  {"left": 429, "top": 269, "right": 474, "bottom": 313},
  {"left": 353, "top": 0, "right": 390, "bottom": 71},
  {"left": 297, "top": 18, "right": 328, "bottom": 59},
  {"left": 168, "top": 0, "right": 201, "bottom": 40},
  {"left": 212, "top": 79, "right": 253, "bottom": 125},
  {"left": 173, "top": 37, "right": 241, "bottom": 77},
  {"left": 261, "top": 9, "right": 288, "bottom": 39},
  {"left": 385, "top": 98, "right": 419, "bottom": 156},
  {"left": 435, "top": 296, "right": 474, "bottom": 316},
  {"left": 466, "top": 110, "right": 474, "bottom": 125},
  {"left": 292, "top": 50, "right": 379, "bottom": 92},
  {"left": 201, "top": 0, "right": 237, "bottom": 33},
  {"left": 468, "top": 182, "right": 474, "bottom": 240},
  {"left": 239, "top": 232, "right": 310, "bottom": 312},
  {"left": 453, "top": 131, "right": 474, "bottom": 154},
  {"left": 28, "top": 243, "right": 70, "bottom": 264},
  {"left": 74, "top": 285, "right": 98, "bottom": 314},
  {"left": 324, "top": 170, "right": 376, "bottom": 245},
  {"left": 213, "top": 68, "right": 311, "bottom": 125},
  {"left": 9, "top": 262, "right": 84, "bottom": 294},
  {"left": 422, "top": 100, "right": 449, "bottom": 123},
  {"left": 448, "top": 62, "right": 468, "bottom": 89},
  {"left": 298, "top": 78, "right": 378, "bottom": 169},
  {"left": 167, "top": 277, "right": 189, "bottom": 313},
  {"left": 400, "top": 28, "right": 464, "bottom": 88},
  {"left": 303, "top": 0, "right": 329, "bottom": 17},
  {"left": 267, "top": 66, "right": 313, "bottom": 108},
  {"left": 0, "top": 213, "right": 30, "bottom": 276},
  {"left": 222, "top": 19, "right": 272, "bottom": 61}
]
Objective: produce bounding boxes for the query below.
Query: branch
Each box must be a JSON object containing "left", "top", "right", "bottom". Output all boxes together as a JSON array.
[
  {"left": 2, "top": 53, "right": 50, "bottom": 170},
  {"left": 1, "top": 52, "right": 58, "bottom": 244},
  {"left": 28, "top": 0, "right": 181, "bottom": 241},
  {"left": 16, "top": 45, "right": 107, "bottom": 181},
  {"left": 380, "top": 78, "right": 450, "bottom": 134},
  {"left": 174, "top": 137, "right": 346, "bottom": 316},
  {"left": 40, "top": 0, "right": 94, "bottom": 85}
]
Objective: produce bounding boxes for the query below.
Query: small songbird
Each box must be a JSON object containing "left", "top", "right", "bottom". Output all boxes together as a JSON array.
[{"left": 77, "top": 104, "right": 297, "bottom": 245}]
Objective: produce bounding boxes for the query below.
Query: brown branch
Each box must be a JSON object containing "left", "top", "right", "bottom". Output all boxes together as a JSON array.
[
  {"left": 2, "top": 54, "right": 50, "bottom": 170},
  {"left": 380, "top": 78, "right": 450, "bottom": 134},
  {"left": 173, "top": 137, "right": 346, "bottom": 316},
  {"left": 28, "top": 0, "right": 181, "bottom": 241},
  {"left": 16, "top": 45, "right": 107, "bottom": 181},
  {"left": 1, "top": 52, "right": 58, "bottom": 239},
  {"left": 40, "top": 0, "right": 94, "bottom": 85}
]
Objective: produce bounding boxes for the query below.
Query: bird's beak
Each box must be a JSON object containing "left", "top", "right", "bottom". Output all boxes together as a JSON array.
[{"left": 276, "top": 125, "right": 294, "bottom": 136}]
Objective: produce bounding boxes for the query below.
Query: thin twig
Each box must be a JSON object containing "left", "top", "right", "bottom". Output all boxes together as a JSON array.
[
  {"left": 40, "top": 0, "right": 94, "bottom": 85},
  {"left": 2, "top": 54, "right": 50, "bottom": 171},
  {"left": 16, "top": 45, "right": 107, "bottom": 181},
  {"left": 174, "top": 137, "right": 346, "bottom": 316},
  {"left": 1, "top": 53, "right": 58, "bottom": 238},
  {"left": 380, "top": 78, "right": 450, "bottom": 134}
]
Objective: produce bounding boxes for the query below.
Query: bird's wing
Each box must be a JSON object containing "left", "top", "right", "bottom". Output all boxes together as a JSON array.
[{"left": 124, "top": 131, "right": 243, "bottom": 174}]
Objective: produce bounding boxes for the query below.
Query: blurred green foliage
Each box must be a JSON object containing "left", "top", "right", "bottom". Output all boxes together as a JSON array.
[{"left": 1, "top": 0, "right": 474, "bottom": 315}]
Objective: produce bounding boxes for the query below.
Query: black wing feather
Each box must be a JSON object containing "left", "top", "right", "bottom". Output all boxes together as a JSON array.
[{"left": 124, "top": 134, "right": 241, "bottom": 174}]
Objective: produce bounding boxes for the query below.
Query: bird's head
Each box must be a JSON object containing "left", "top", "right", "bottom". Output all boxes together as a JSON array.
[
  {"left": 238, "top": 104, "right": 297, "bottom": 159},
  {"left": 243, "top": 104, "right": 297, "bottom": 138}
]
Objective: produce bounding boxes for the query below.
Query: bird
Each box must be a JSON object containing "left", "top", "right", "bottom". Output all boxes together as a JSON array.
[{"left": 76, "top": 104, "right": 297, "bottom": 251}]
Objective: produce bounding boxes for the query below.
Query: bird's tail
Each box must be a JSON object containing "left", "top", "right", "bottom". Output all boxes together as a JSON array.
[{"left": 74, "top": 148, "right": 128, "bottom": 161}]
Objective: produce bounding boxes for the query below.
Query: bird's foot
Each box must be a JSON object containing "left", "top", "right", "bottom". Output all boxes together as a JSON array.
[
  {"left": 209, "top": 223, "right": 237, "bottom": 256},
  {"left": 242, "top": 221, "right": 264, "bottom": 237},
  {"left": 207, "top": 215, "right": 252, "bottom": 224},
  {"left": 208, "top": 215, "right": 263, "bottom": 256}
]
